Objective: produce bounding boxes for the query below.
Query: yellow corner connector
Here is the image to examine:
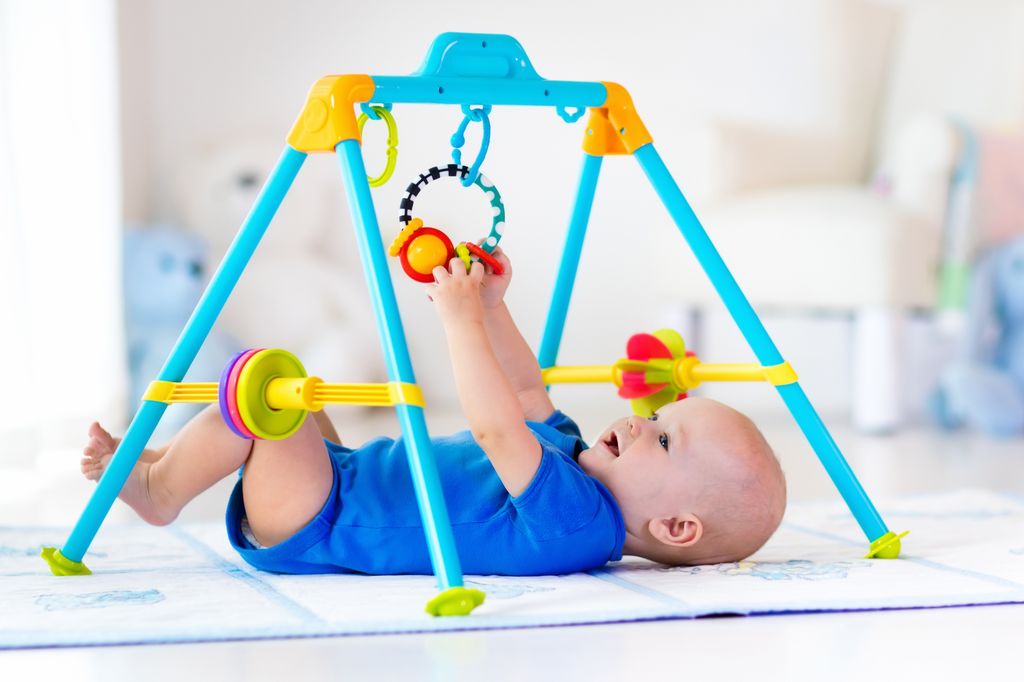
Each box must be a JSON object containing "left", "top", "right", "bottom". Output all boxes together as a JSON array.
[
  {"left": 288, "top": 74, "right": 376, "bottom": 153},
  {"left": 582, "top": 81, "right": 653, "bottom": 156},
  {"left": 762, "top": 361, "right": 798, "bottom": 386}
]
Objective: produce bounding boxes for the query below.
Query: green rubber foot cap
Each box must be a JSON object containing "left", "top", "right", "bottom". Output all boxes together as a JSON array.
[
  {"left": 424, "top": 586, "right": 486, "bottom": 617},
  {"left": 865, "top": 530, "right": 909, "bottom": 559},
  {"left": 41, "top": 547, "right": 92, "bottom": 576}
]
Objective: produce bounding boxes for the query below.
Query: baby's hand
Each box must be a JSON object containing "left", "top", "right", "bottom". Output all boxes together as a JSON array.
[
  {"left": 426, "top": 258, "right": 486, "bottom": 327},
  {"left": 479, "top": 247, "right": 512, "bottom": 310}
]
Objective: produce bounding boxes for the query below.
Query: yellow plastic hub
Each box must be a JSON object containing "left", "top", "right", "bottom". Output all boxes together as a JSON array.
[
  {"left": 672, "top": 356, "right": 702, "bottom": 391},
  {"left": 266, "top": 376, "right": 324, "bottom": 411}
]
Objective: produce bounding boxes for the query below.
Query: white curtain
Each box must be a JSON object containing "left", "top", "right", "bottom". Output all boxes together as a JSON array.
[{"left": 0, "top": 0, "right": 125, "bottom": 462}]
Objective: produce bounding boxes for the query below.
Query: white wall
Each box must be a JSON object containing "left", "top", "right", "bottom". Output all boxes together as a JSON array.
[{"left": 117, "top": 0, "right": 897, "bottom": 413}]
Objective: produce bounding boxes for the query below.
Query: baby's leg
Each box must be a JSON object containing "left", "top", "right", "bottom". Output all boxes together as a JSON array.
[
  {"left": 241, "top": 414, "right": 334, "bottom": 547},
  {"left": 81, "top": 406, "right": 334, "bottom": 545},
  {"left": 141, "top": 405, "right": 333, "bottom": 546},
  {"left": 81, "top": 406, "right": 258, "bottom": 526}
]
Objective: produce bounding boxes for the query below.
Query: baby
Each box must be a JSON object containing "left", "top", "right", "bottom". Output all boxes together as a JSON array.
[{"left": 81, "top": 250, "right": 785, "bottom": 575}]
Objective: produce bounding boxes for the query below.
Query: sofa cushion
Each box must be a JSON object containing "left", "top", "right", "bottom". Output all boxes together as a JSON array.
[{"left": 653, "top": 185, "right": 940, "bottom": 309}]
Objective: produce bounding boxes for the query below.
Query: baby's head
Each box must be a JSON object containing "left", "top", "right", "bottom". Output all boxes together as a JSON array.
[{"left": 579, "top": 396, "right": 785, "bottom": 566}]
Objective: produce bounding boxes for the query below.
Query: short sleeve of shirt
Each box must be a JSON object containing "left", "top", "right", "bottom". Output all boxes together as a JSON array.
[
  {"left": 540, "top": 409, "right": 585, "bottom": 441},
  {"left": 509, "top": 426, "right": 624, "bottom": 558}
]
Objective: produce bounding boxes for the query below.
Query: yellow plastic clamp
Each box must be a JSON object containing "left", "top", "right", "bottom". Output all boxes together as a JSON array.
[
  {"left": 387, "top": 382, "right": 425, "bottom": 408},
  {"left": 143, "top": 381, "right": 218, "bottom": 404},
  {"left": 762, "top": 361, "right": 798, "bottom": 386},
  {"left": 143, "top": 380, "right": 175, "bottom": 403}
]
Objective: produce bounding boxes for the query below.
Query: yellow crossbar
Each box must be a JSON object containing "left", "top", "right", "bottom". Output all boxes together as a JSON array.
[
  {"left": 543, "top": 360, "right": 798, "bottom": 390},
  {"left": 144, "top": 379, "right": 425, "bottom": 409}
]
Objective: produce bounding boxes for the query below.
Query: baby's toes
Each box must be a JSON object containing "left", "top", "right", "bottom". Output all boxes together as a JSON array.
[
  {"left": 88, "top": 422, "right": 117, "bottom": 449},
  {"left": 80, "top": 458, "right": 99, "bottom": 479},
  {"left": 83, "top": 441, "right": 107, "bottom": 461}
]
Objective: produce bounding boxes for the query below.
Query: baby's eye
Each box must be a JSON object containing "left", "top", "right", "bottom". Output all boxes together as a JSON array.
[
  {"left": 648, "top": 414, "right": 659, "bottom": 421},
  {"left": 659, "top": 433, "right": 669, "bottom": 450}
]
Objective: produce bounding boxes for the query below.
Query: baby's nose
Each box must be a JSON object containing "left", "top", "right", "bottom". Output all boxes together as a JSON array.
[{"left": 627, "top": 416, "right": 641, "bottom": 435}]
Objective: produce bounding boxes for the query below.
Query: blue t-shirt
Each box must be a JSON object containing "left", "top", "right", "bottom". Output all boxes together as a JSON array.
[{"left": 226, "top": 411, "right": 626, "bottom": 576}]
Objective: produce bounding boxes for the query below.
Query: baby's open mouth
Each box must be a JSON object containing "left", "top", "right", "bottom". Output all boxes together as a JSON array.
[{"left": 603, "top": 432, "right": 620, "bottom": 457}]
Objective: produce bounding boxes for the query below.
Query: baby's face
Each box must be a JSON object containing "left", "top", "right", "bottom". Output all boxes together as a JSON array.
[{"left": 578, "top": 397, "right": 752, "bottom": 527}]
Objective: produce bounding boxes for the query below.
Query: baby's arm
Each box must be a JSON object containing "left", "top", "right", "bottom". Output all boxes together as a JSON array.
[
  {"left": 427, "top": 259, "right": 542, "bottom": 497},
  {"left": 478, "top": 249, "right": 556, "bottom": 422}
]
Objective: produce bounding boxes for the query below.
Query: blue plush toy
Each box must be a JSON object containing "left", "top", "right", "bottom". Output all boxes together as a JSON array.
[
  {"left": 124, "top": 227, "right": 238, "bottom": 441},
  {"left": 930, "top": 235, "right": 1024, "bottom": 436}
]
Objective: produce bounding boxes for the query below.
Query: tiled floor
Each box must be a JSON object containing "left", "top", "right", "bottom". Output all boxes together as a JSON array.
[{"left": 2, "top": 404, "right": 1022, "bottom": 680}]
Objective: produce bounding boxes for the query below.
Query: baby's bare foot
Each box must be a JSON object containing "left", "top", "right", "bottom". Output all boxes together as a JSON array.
[
  {"left": 81, "top": 422, "right": 164, "bottom": 479},
  {"left": 80, "top": 422, "right": 177, "bottom": 526}
]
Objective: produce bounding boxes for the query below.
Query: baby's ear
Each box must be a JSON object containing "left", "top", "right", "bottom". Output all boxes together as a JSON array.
[{"left": 648, "top": 514, "right": 703, "bottom": 548}]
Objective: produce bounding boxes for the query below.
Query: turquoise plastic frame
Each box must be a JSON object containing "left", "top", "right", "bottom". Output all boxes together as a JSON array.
[{"left": 51, "top": 32, "right": 894, "bottom": 604}]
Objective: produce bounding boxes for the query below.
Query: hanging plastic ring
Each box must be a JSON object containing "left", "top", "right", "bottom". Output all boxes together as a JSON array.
[
  {"left": 356, "top": 105, "right": 399, "bottom": 187},
  {"left": 451, "top": 105, "right": 491, "bottom": 187}
]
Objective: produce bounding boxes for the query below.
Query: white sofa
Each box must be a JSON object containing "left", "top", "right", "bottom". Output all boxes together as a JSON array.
[{"left": 661, "top": 0, "right": 1024, "bottom": 432}]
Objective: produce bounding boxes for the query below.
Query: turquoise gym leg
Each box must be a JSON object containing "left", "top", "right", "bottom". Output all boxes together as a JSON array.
[
  {"left": 51, "top": 146, "right": 308, "bottom": 569},
  {"left": 633, "top": 142, "right": 890, "bottom": 544},
  {"left": 335, "top": 139, "right": 464, "bottom": 592},
  {"left": 539, "top": 153, "right": 603, "bottom": 368}
]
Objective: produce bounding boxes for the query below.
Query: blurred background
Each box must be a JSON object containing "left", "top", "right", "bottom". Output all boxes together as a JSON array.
[{"left": 3, "top": 0, "right": 1024, "bottom": 518}]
